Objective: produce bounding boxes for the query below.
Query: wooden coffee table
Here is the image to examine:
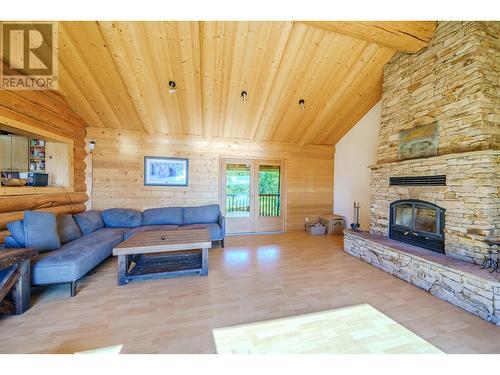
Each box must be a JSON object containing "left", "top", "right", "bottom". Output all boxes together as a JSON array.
[{"left": 112, "top": 229, "right": 211, "bottom": 286}]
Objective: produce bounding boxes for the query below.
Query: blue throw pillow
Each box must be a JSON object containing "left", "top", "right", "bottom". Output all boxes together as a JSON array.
[
  {"left": 73, "top": 210, "right": 104, "bottom": 235},
  {"left": 24, "top": 211, "right": 61, "bottom": 252},
  {"left": 56, "top": 214, "right": 82, "bottom": 244},
  {"left": 142, "top": 207, "right": 184, "bottom": 225},
  {"left": 4, "top": 236, "right": 21, "bottom": 248},
  {"left": 6, "top": 220, "right": 26, "bottom": 247},
  {"left": 101, "top": 208, "right": 142, "bottom": 228},
  {"left": 183, "top": 204, "right": 220, "bottom": 224}
]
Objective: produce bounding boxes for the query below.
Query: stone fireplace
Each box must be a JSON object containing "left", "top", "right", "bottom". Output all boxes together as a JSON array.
[
  {"left": 370, "top": 150, "right": 498, "bottom": 264},
  {"left": 369, "top": 20, "right": 500, "bottom": 265},
  {"left": 343, "top": 21, "right": 500, "bottom": 325}
]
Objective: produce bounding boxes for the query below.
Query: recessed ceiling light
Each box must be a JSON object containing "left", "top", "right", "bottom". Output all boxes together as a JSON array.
[{"left": 169, "top": 81, "right": 176, "bottom": 94}]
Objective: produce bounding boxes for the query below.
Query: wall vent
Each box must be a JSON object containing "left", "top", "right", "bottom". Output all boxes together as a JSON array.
[{"left": 389, "top": 175, "right": 446, "bottom": 186}]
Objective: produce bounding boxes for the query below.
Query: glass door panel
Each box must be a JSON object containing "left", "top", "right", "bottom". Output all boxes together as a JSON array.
[
  {"left": 226, "top": 163, "right": 251, "bottom": 218},
  {"left": 258, "top": 165, "right": 281, "bottom": 217},
  {"left": 255, "top": 161, "right": 284, "bottom": 232},
  {"left": 395, "top": 204, "right": 413, "bottom": 228},
  {"left": 223, "top": 160, "right": 254, "bottom": 233},
  {"left": 415, "top": 206, "right": 437, "bottom": 234}
]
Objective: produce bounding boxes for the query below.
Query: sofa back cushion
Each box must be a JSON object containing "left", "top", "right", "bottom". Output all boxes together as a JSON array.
[
  {"left": 6, "top": 220, "right": 26, "bottom": 247},
  {"left": 24, "top": 211, "right": 61, "bottom": 252},
  {"left": 73, "top": 210, "right": 104, "bottom": 235},
  {"left": 183, "top": 204, "right": 220, "bottom": 225},
  {"left": 57, "top": 214, "right": 82, "bottom": 244},
  {"left": 102, "top": 208, "right": 142, "bottom": 228},
  {"left": 142, "top": 207, "right": 184, "bottom": 226}
]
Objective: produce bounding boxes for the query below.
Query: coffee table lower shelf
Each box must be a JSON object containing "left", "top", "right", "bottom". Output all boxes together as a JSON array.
[{"left": 117, "top": 250, "right": 208, "bottom": 285}]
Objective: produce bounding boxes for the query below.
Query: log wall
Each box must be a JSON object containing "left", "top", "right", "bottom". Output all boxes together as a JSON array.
[{"left": 0, "top": 82, "right": 88, "bottom": 243}]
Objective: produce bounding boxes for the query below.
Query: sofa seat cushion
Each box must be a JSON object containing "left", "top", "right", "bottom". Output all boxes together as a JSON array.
[
  {"left": 142, "top": 207, "right": 184, "bottom": 225},
  {"left": 123, "top": 224, "right": 179, "bottom": 240},
  {"left": 73, "top": 210, "right": 104, "bottom": 235},
  {"left": 31, "top": 227, "right": 128, "bottom": 285},
  {"left": 57, "top": 214, "right": 82, "bottom": 244},
  {"left": 102, "top": 208, "right": 142, "bottom": 228},
  {"left": 24, "top": 211, "right": 61, "bottom": 252},
  {"left": 183, "top": 204, "right": 220, "bottom": 225},
  {"left": 179, "top": 223, "right": 222, "bottom": 241}
]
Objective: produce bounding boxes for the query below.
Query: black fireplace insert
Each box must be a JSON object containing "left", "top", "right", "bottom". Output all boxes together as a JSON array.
[{"left": 389, "top": 199, "right": 445, "bottom": 253}]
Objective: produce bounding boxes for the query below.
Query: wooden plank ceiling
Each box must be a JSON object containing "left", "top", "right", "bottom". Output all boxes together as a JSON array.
[{"left": 58, "top": 21, "right": 436, "bottom": 146}]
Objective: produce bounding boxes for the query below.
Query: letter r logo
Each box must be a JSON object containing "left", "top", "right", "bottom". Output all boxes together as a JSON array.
[{"left": 2, "top": 23, "right": 53, "bottom": 76}]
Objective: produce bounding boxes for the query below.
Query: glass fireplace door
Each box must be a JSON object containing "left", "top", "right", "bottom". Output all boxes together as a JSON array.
[{"left": 389, "top": 199, "right": 445, "bottom": 253}]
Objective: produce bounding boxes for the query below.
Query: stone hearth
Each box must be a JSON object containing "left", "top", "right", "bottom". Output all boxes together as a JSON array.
[{"left": 344, "top": 230, "right": 500, "bottom": 325}]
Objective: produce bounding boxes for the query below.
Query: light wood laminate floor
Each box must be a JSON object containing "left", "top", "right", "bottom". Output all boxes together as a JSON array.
[{"left": 1, "top": 233, "right": 499, "bottom": 354}]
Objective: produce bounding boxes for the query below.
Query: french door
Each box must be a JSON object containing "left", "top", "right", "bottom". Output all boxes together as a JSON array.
[{"left": 220, "top": 158, "right": 285, "bottom": 234}]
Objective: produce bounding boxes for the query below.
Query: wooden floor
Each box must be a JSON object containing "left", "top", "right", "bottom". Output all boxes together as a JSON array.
[{"left": 1, "top": 232, "right": 499, "bottom": 354}]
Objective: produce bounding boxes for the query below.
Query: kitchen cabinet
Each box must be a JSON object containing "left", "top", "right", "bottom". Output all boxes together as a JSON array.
[{"left": 0, "top": 134, "right": 29, "bottom": 172}]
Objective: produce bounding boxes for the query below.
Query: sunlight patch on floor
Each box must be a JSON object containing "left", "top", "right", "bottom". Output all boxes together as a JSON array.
[{"left": 212, "top": 303, "right": 443, "bottom": 354}]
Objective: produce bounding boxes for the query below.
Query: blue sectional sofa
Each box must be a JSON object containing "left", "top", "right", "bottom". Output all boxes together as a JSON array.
[{"left": 3, "top": 204, "right": 225, "bottom": 297}]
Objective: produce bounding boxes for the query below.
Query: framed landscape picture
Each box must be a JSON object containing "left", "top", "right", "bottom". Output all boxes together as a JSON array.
[
  {"left": 144, "top": 156, "right": 189, "bottom": 186},
  {"left": 398, "top": 122, "right": 438, "bottom": 161}
]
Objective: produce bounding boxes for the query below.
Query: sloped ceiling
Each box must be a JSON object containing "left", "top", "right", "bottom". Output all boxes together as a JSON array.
[{"left": 57, "top": 21, "right": 436, "bottom": 145}]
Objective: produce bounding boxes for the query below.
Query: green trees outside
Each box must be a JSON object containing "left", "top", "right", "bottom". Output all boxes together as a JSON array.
[
  {"left": 225, "top": 167, "right": 280, "bottom": 195},
  {"left": 258, "top": 168, "right": 280, "bottom": 195}
]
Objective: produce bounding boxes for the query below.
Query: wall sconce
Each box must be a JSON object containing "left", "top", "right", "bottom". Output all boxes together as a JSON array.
[
  {"left": 169, "top": 81, "right": 176, "bottom": 94},
  {"left": 241, "top": 91, "right": 248, "bottom": 101},
  {"left": 298, "top": 99, "right": 305, "bottom": 109},
  {"left": 89, "top": 140, "right": 96, "bottom": 153}
]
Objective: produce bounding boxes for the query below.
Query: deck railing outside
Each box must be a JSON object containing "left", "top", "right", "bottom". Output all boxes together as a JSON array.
[
  {"left": 226, "top": 194, "right": 280, "bottom": 217},
  {"left": 258, "top": 194, "right": 280, "bottom": 216}
]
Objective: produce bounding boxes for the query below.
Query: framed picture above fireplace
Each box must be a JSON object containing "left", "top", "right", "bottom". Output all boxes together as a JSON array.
[
  {"left": 398, "top": 122, "right": 438, "bottom": 161},
  {"left": 144, "top": 156, "right": 189, "bottom": 186}
]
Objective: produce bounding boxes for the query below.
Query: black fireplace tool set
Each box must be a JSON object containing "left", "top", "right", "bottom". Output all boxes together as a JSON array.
[
  {"left": 480, "top": 239, "right": 499, "bottom": 273},
  {"left": 350, "top": 202, "right": 360, "bottom": 231}
]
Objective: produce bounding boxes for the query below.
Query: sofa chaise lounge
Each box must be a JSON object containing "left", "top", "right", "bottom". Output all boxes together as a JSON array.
[{"left": 2, "top": 204, "right": 225, "bottom": 297}]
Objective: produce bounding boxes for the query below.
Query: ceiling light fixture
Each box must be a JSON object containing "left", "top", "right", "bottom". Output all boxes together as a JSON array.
[
  {"left": 241, "top": 91, "right": 248, "bottom": 101},
  {"left": 299, "top": 99, "right": 305, "bottom": 109},
  {"left": 169, "top": 81, "right": 176, "bottom": 94}
]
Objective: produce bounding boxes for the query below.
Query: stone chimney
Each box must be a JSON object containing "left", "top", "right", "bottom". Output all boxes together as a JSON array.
[{"left": 370, "top": 21, "right": 500, "bottom": 264}]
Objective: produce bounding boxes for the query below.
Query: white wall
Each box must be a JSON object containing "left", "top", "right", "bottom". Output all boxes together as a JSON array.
[{"left": 334, "top": 101, "right": 381, "bottom": 231}]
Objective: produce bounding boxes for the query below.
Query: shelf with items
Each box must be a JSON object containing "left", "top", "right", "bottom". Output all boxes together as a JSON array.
[{"left": 29, "top": 138, "right": 46, "bottom": 172}]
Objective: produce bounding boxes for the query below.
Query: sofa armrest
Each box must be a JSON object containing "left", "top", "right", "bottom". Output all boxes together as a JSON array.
[{"left": 218, "top": 213, "right": 226, "bottom": 238}]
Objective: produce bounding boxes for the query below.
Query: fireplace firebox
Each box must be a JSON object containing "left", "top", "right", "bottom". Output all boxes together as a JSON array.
[{"left": 389, "top": 199, "right": 445, "bottom": 253}]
